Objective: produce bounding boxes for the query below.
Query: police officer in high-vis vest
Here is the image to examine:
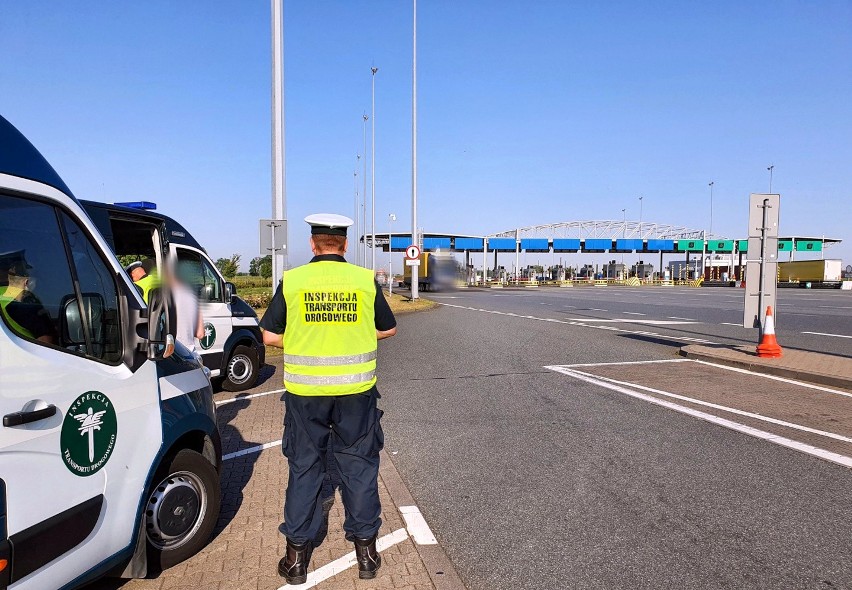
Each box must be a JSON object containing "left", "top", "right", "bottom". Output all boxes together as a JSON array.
[{"left": 260, "top": 213, "right": 397, "bottom": 584}]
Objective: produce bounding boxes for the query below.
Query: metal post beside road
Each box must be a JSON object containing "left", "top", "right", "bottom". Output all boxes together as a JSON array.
[
  {"left": 410, "top": 0, "right": 419, "bottom": 300},
  {"left": 259, "top": 219, "right": 287, "bottom": 293}
]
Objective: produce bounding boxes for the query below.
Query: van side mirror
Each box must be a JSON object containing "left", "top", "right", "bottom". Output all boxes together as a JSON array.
[
  {"left": 146, "top": 287, "right": 175, "bottom": 360},
  {"left": 224, "top": 281, "right": 236, "bottom": 302},
  {"left": 62, "top": 293, "right": 105, "bottom": 355}
]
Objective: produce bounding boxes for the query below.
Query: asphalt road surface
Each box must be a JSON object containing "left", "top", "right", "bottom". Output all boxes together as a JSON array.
[{"left": 376, "top": 286, "right": 852, "bottom": 590}]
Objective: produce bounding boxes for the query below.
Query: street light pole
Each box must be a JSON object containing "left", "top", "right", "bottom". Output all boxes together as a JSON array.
[
  {"left": 353, "top": 166, "right": 359, "bottom": 265},
  {"left": 270, "top": 0, "right": 287, "bottom": 288},
  {"left": 370, "top": 67, "right": 378, "bottom": 273},
  {"left": 362, "top": 114, "right": 368, "bottom": 267},
  {"left": 388, "top": 213, "right": 396, "bottom": 295},
  {"left": 410, "top": 0, "right": 419, "bottom": 300},
  {"left": 708, "top": 181, "right": 714, "bottom": 239},
  {"left": 621, "top": 208, "right": 626, "bottom": 273},
  {"left": 767, "top": 165, "right": 774, "bottom": 193}
]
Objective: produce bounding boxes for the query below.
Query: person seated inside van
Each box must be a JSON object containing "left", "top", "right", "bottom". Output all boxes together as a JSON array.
[
  {"left": 126, "top": 258, "right": 158, "bottom": 303},
  {"left": 0, "top": 250, "right": 56, "bottom": 344}
]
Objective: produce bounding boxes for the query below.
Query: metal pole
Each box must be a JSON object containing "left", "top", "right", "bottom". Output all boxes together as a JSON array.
[
  {"left": 353, "top": 167, "right": 359, "bottom": 265},
  {"left": 708, "top": 181, "right": 714, "bottom": 239},
  {"left": 271, "top": 0, "right": 286, "bottom": 287},
  {"left": 370, "top": 67, "right": 378, "bottom": 273},
  {"left": 389, "top": 213, "right": 396, "bottom": 295},
  {"left": 515, "top": 228, "right": 519, "bottom": 282},
  {"left": 362, "top": 115, "right": 368, "bottom": 267},
  {"left": 410, "top": 0, "right": 419, "bottom": 300},
  {"left": 270, "top": 223, "right": 277, "bottom": 295},
  {"left": 768, "top": 165, "right": 774, "bottom": 193}
]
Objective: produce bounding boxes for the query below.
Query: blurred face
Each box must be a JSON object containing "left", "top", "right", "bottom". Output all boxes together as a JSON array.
[{"left": 130, "top": 267, "right": 146, "bottom": 282}]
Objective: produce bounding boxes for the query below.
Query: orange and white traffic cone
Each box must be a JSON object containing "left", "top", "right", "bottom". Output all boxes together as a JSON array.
[{"left": 756, "top": 306, "right": 783, "bottom": 358}]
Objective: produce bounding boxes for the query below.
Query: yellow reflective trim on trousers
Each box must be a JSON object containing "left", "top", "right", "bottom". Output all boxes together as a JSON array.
[
  {"left": 282, "top": 350, "right": 377, "bottom": 366},
  {"left": 283, "top": 370, "right": 376, "bottom": 386}
]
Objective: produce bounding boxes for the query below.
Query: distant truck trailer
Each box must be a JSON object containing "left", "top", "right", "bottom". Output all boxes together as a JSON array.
[
  {"left": 778, "top": 259, "right": 842, "bottom": 285},
  {"left": 403, "top": 252, "right": 458, "bottom": 291}
]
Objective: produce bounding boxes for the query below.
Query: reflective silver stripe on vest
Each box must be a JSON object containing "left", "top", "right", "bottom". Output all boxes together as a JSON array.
[
  {"left": 283, "top": 371, "right": 376, "bottom": 386},
  {"left": 283, "top": 351, "right": 377, "bottom": 366}
]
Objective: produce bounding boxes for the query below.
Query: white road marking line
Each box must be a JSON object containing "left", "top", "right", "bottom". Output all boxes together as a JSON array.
[
  {"left": 564, "top": 368, "right": 852, "bottom": 445},
  {"left": 667, "top": 316, "right": 695, "bottom": 321},
  {"left": 692, "top": 360, "right": 852, "bottom": 400},
  {"left": 623, "top": 312, "right": 646, "bottom": 316},
  {"left": 223, "top": 440, "right": 281, "bottom": 461},
  {"left": 819, "top": 305, "right": 852, "bottom": 309},
  {"left": 557, "top": 359, "right": 690, "bottom": 368},
  {"left": 399, "top": 506, "right": 438, "bottom": 545},
  {"left": 720, "top": 322, "right": 742, "bottom": 326},
  {"left": 277, "top": 528, "right": 409, "bottom": 589},
  {"left": 216, "top": 388, "right": 286, "bottom": 407},
  {"left": 545, "top": 366, "right": 852, "bottom": 469},
  {"left": 436, "top": 302, "right": 717, "bottom": 344},
  {"left": 566, "top": 319, "right": 696, "bottom": 325},
  {"left": 802, "top": 331, "right": 852, "bottom": 339},
  {"left": 587, "top": 308, "right": 608, "bottom": 311}
]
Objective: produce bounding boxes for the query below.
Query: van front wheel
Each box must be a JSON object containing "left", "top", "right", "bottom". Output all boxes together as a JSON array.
[
  {"left": 145, "top": 449, "right": 221, "bottom": 571},
  {"left": 222, "top": 345, "right": 259, "bottom": 392}
]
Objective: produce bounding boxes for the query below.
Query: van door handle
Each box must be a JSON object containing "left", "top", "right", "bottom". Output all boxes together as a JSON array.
[{"left": 3, "top": 405, "right": 57, "bottom": 427}]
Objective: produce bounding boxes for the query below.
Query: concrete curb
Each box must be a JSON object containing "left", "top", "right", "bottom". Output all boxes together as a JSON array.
[
  {"left": 379, "top": 450, "right": 468, "bottom": 590},
  {"left": 679, "top": 346, "right": 852, "bottom": 391}
]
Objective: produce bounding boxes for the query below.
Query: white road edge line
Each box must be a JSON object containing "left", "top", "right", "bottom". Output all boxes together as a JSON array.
[
  {"left": 623, "top": 312, "right": 647, "bottom": 316},
  {"left": 399, "top": 505, "right": 438, "bottom": 545},
  {"left": 223, "top": 440, "right": 281, "bottom": 461},
  {"left": 277, "top": 528, "right": 409, "bottom": 590},
  {"left": 545, "top": 366, "right": 852, "bottom": 469},
  {"left": 561, "top": 367, "right": 852, "bottom": 445},
  {"left": 216, "top": 388, "right": 286, "bottom": 407},
  {"left": 802, "top": 331, "right": 852, "bottom": 339},
  {"left": 560, "top": 359, "right": 690, "bottom": 368},
  {"left": 667, "top": 316, "right": 695, "bottom": 321},
  {"left": 692, "top": 360, "right": 852, "bottom": 400},
  {"left": 720, "top": 322, "right": 742, "bottom": 326}
]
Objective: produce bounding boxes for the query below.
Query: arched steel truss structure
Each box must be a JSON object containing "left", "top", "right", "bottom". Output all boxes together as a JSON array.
[{"left": 491, "top": 221, "right": 712, "bottom": 240}]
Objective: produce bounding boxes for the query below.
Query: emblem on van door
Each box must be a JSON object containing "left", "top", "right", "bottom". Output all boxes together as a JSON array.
[
  {"left": 200, "top": 322, "right": 216, "bottom": 350},
  {"left": 60, "top": 391, "right": 118, "bottom": 477}
]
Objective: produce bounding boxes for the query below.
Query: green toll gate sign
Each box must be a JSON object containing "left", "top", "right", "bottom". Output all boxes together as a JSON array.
[
  {"left": 676, "top": 240, "right": 704, "bottom": 252},
  {"left": 777, "top": 240, "right": 793, "bottom": 252},
  {"left": 795, "top": 240, "right": 823, "bottom": 252},
  {"left": 707, "top": 240, "right": 734, "bottom": 253}
]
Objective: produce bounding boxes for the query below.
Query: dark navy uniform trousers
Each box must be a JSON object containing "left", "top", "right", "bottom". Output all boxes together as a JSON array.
[{"left": 281, "top": 387, "right": 384, "bottom": 544}]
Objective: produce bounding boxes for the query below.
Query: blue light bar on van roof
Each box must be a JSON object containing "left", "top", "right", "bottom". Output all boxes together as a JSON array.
[{"left": 114, "top": 201, "right": 157, "bottom": 210}]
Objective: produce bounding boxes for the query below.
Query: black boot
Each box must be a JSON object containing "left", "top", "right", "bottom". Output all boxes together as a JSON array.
[
  {"left": 354, "top": 535, "right": 381, "bottom": 579},
  {"left": 278, "top": 539, "right": 313, "bottom": 584}
]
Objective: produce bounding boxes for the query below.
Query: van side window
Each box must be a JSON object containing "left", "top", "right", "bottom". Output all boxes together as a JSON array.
[
  {"left": 60, "top": 212, "right": 123, "bottom": 363},
  {"left": 176, "top": 249, "right": 222, "bottom": 303},
  {"left": 0, "top": 195, "right": 67, "bottom": 346}
]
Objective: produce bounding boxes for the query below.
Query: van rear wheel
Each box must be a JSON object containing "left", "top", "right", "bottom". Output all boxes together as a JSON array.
[
  {"left": 145, "top": 449, "right": 220, "bottom": 571},
  {"left": 222, "top": 345, "right": 259, "bottom": 392}
]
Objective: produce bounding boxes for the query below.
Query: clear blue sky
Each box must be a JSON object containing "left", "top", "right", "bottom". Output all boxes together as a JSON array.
[{"left": 2, "top": 1, "right": 850, "bottom": 269}]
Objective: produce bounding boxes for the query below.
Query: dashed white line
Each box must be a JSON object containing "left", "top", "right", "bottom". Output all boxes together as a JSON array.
[
  {"left": 720, "top": 322, "right": 742, "bottom": 327},
  {"left": 623, "top": 312, "right": 647, "bottom": 316},
  {"left": 216, "top": 388, "right": 286, "bottom": 407},
  {"left": 436, "top": 302, "right": 716, "bottom": 344},
  {"left": 802, "top": 331, "right": 852, "bottom": 339},
  {"left": 667, "top": 316, "right": 695, "bottom": 321},
  {"left": 277, "top": 528, "right": 409, "bottom": 589},
  {"left": 587, "top": 308, "right": 608, "bottom": 312},
  {"left": 399, "top": 506, "right": 438, "bottom": 545},
  {"left": 567, "top": 319, "right": 696, "bottom": 325},
  {"left": 545, "top": 366, "right": 852, "bottom": 469}
]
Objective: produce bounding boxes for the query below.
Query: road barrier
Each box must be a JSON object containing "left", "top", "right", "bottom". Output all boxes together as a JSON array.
[{"left": 756, "top": 306, "right": 783, "bottom": 358}]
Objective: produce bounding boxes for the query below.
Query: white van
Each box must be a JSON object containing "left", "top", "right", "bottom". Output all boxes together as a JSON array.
[
  {"left": 81, "top": 200, "right": 265, "bottom": 391},
  {"left": 0, "top": 115, "right": 222, "bottom": 589}
]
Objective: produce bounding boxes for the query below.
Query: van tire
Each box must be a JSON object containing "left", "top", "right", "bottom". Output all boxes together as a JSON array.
[
  {"left": 222, "top": 345, "right": 259, "bottom": 392},
  {"left": 144, "top": 449, "right": 221, "bottom": 572}
]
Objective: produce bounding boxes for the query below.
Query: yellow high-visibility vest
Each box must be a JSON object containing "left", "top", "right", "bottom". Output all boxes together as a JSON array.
[
  {"left": 0, "top": 286, "right": 36, "bottom": 339},
  {"left": 282, "top": 261, "right": 377, "bottom": 396},
  {"left": 134, "top": 273, "right": 158, "bottom": 303}
]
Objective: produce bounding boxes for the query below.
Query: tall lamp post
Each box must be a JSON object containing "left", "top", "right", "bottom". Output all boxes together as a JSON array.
[
  {"left": 767, "top": 165, "right": 774, "bottom": 193},
  {"left": 708, "top": 181, "right": 714, "bottom": 239},
  {"left": 353, "top": 166, "right": 359, "bottom": 265},
  {"left": 638, "top": 196, "right": 643, "bottom": 275},
  {"left": 370, "top": 67, "right": 378, "bottom": 273},
  {"left": 362, "top": 115, "right": 368, "bottom": 267},
  {"left": 388, "top": 213, "right": 396, "bottom": 295},
  {"left": 410, "top": 0, "right": 419, "bottom": 300},
  {"left": 621, "top": 208, "right": 626, "bottom": 275}
]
